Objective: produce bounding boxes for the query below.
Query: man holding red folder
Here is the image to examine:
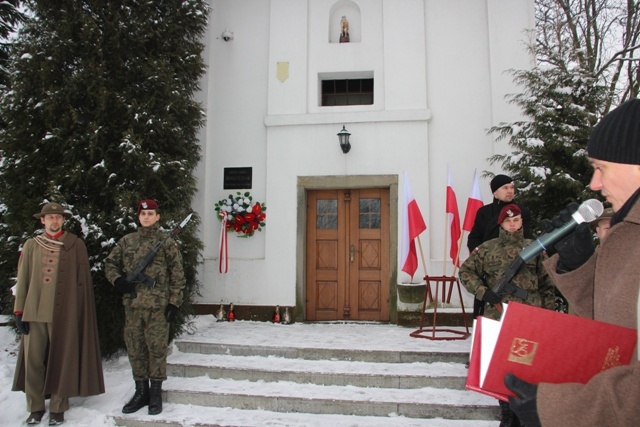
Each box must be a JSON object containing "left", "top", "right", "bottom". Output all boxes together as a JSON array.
[{"left": 506, "top": 99, "right": 640, "bottom": 426}]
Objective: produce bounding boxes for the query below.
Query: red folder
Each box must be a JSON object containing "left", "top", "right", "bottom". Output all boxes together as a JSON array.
[{"left": 466, "top": 302, "right": 637, "bottom": 401}]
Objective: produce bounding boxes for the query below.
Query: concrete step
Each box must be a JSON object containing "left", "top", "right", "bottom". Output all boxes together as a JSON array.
[
  {"left": 157, "top": 376, "right": 497, "bottom": 420},
  {"left": 167, "top": 353, "right": 467, "bottom": 389},
  {"left": 112, "top": 321, "right": 499, "bottom": 426},
  {"left": 174, "top": 340, "right": 470, "bottom": 364},
  {"left": 113, "top": 404, "right": 499, "bottom": 427}
]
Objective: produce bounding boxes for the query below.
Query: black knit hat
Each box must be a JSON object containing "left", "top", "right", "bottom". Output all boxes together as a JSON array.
[
  {"left": 587, "top": 99, "right": 640, "bottom": 165},
  {"left": 490, "top": 174, "right": 513, "bottom": 193}
]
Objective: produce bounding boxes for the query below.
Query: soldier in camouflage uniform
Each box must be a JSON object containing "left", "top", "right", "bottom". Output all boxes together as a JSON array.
[
  {"left": 459, "top": 203, "right": 555, "bottom": 427},
  {"left": 105, "top": 199, "right": 186, "bottom": 416},
  {"left": 460, "top": 203, "right": 556, "bottom": 321}
]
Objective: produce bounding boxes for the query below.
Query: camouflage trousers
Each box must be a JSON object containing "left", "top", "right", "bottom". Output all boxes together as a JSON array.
[{"left": 124, "top": 306, "right": 169, "bottom": 381}]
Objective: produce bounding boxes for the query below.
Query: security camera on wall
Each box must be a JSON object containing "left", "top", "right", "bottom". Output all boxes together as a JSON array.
[{"left": 221, "top": 29, "right": 234, "bottom": 42}]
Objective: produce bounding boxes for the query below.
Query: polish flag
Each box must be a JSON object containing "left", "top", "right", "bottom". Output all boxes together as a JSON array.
[
  {"left": 401, "top": 171, "right": 427, "bottom": 279},
  {"left": 446, "top": 165, "right": 462, "bottom": 267},
  {"left": 462, "top": 170, "right": 484, "bottom": 232}
]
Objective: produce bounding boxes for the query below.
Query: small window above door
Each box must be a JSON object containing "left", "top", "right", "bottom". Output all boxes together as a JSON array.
[{"left": 321, "top": 78, "right": 374, "bottom": 106}]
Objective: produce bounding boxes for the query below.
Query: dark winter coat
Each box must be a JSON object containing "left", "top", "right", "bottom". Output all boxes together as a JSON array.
[
  {"left": 466, "top": 198, "right": 532, "bottom": 251},
  {"left": 459, "top": 228, "right": 556, "bottom": 320},
  {"left": 537, "top": 199, "right": 640, "bottom": 426},
  {"left": 12, "top": 232, "right": 105, "bottom": 397}
]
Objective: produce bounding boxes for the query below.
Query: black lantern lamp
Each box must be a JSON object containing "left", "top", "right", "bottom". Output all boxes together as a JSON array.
[{"left": 337, "top": 125, "right": 351, "bottom": 153}]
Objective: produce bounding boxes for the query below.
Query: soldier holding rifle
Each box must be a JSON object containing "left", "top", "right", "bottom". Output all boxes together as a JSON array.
[
  {"left": 105, "top": 199, "right": 187, "bottom": 416},
  {"left": 460, "top": 203, "right": 556, "bottom": 427}
]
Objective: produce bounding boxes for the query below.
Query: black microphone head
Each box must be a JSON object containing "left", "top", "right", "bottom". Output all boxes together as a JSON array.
[{"left": 575, "top": 199, "right": 604, "bottom": 223}]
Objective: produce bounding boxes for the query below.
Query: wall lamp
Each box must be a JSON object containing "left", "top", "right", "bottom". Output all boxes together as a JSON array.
[{"left": 337, "top": 125, "right": 351, "bottom": 153}]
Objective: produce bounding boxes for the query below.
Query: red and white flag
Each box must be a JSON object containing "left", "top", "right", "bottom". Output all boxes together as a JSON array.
[
  {"left": 401, "top": 171, "right": 427, "bottom": 279},
  {"left": 463, "top": 169, "right": 484, "bottom": 232},
  {"left": 219, "top": 212, "right": 229, "bottom": 273},
  {"left": 446, "top": 165, "right": 462, "bottom": 267}
]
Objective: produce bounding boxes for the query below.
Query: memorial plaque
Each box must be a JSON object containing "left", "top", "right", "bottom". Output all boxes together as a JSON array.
[{"left": 224, "top": 167, "right": 252, "bottom": 190}]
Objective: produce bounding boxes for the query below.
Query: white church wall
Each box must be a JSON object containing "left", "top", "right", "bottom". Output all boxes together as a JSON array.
[
  {"left": 424, "top": 0, "right": 534, "bottom": 273},
  {"left": 195, "top": 0, "right": 534, "bottom": 312},
  {"left": 198, "top": 0, "right": 271, "bottom": 304}
]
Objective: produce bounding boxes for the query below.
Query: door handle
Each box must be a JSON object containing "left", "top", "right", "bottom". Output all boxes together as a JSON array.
[{"left": 350, "top": 245, "right": 355, "bottom": 263}]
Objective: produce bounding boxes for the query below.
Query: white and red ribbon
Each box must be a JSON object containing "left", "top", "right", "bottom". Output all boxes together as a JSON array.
[{"left": 219, "top": 212, "right": 229, "bottom": 273}]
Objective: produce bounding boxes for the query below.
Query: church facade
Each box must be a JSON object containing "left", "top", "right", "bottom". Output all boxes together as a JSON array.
[{"left": 192, "top": 0, "right": 535, "bottom": 322}]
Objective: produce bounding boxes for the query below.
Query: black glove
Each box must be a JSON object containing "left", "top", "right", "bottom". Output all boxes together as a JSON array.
[
  {"left": 481, "top": 287, "right": 502, "bottom": 305},
  {"left": 15, "top": 313, "right": 29, "bottom": 335},
  {"left": 164, "top": 304, "right": 179, "bottom": 322},
  {"left": 554, "top": 222, "right": 594, "bottom": 273},
  {"left": 539, "top": 218, "right": 554, "bottom": 234},
  {"left": 539, "top": 202, "right": 579, "bottom": 236},
  {"left": 552, "top": 202, "right": 579, "bottom": 228},
  {"left": 114, "top": 276, "right": 135, "bottom": 294},
  {"left": 505, "top": 373, "right": 541, "bottom": 427}
]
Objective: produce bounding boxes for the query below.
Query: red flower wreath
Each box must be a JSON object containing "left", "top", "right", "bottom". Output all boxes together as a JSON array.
[{"left": 215, "top": 192, "right": 267, "bottom": 237}]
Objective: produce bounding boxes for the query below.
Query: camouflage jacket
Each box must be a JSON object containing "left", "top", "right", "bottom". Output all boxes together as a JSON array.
[
  {"left": 459, "top": 227, "right": 556, "bottom": 319},
  {"left": 105, "top": 223, "right": 185, "bottom": 309}
]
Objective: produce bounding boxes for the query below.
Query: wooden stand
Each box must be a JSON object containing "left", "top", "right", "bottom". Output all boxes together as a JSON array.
[{"left": 410, "top": 275, "right": 470, "bottom": 341}]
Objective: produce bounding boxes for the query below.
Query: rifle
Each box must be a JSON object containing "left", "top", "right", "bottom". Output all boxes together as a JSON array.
[
  {"left": 489, "top": 256, "right": 529, "bottom": 305},
  {"left": 127, "top": 213, "right": 193, "bottom": 298}
]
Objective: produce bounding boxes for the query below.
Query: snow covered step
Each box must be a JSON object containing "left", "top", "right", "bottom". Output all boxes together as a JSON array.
[
  {"left": 167, "top": 352, "right": 468, "bottom": 389},
  {"left": 174, "top": 340, "right": 469, "bottom": 364},
  {"left": 158, "top": 376, "right": 498, "bottom": 421},
  {"left": 112, "top": 321, "right": 497, "bottom": 426},
  {"left": 113, "top": 403, "right": 499, "bottom": 427}
]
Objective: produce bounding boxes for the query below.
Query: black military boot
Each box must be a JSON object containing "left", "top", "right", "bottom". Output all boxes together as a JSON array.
[
  {"left": 122, "top": 380, "right": 149, "bottom": 414},
  {"left": 148, "top": 380, "right": 163, "bottom": 415}
]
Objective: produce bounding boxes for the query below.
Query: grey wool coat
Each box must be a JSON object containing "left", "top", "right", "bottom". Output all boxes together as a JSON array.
[
  {"left": 12, "top": 232, "right": 105, "bottom": 398},
  {"left": 537, "top": 200, "right": 640, "bottom": 426}
]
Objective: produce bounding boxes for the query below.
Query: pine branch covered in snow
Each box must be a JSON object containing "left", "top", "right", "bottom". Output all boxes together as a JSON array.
[
  {"left": 487, "top": 0, "right": 640, "bottom": 228},
  {"left": 0, "top": 0, "right": 208, "bottom": 357}
]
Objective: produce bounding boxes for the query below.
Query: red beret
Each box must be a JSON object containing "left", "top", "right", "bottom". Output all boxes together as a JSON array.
[
  {"left": 137, "top": 199, "right": 159, "bottom": 214},
  {"left": 498, "top": 204, "right": 521, "bottom": 224}
]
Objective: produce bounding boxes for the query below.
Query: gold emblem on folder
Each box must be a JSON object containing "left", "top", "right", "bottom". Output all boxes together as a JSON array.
[{"left": 508, "top": 338, "right": 539, "bottom": 365}]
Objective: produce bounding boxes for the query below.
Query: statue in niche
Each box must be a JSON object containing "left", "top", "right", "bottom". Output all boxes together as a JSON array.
[{"left": 340, "top": 15, "right": 350, "bottom": 43}]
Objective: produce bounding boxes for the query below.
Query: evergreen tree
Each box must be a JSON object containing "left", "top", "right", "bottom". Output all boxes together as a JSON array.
[
  {"left": 0, "top": 0, "right": 208, "bottom": 357},
  {"left": 0, "top": 0, "right": 25, "bottom": 314},
  {"left": 488, "top": 0, "right": 640, "bottom": 228},
  {"left": 0, "top": 1, "right": 23, "bottom": 87}
]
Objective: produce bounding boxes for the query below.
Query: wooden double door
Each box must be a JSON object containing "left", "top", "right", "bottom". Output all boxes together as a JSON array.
[{"left": 305, "top": 188, "right": 390, "bottom": 321}]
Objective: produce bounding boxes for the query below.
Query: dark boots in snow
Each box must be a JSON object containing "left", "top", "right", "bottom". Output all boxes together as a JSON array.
[
  {"left": 148, "top": 380, "right": 163, "bottom": 415},
  {"left": 122, "top": 380, "right": 149, "bottom": 414}
]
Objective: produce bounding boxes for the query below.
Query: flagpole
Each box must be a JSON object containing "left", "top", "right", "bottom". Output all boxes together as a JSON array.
[
  {"left": 452, "top": 230, "right": 466, "bottom": 277},
  {"left": 416, "top": 235, "right": 428, "bottom": 277},
  {"left": 443, "top": 211, "right": 449, "bottom": 277}
]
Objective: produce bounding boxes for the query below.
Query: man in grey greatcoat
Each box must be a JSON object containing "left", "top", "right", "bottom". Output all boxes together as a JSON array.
[{"left": 13, "top": 202, "right": 105, "bottom": 426}]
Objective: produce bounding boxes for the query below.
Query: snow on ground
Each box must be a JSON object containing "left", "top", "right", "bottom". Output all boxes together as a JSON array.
[{"left": 0, "top": 316, "right": 497, "bottom": 426}]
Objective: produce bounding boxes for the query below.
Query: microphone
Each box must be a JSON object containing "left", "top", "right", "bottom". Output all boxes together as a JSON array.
[{"left": 519, "top": 199, "right": 604, "bottom": 262}]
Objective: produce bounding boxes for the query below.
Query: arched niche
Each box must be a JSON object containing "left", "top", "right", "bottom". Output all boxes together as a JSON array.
[{"left": 329, "top": 1, "right": 361, "bottom": 43}]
